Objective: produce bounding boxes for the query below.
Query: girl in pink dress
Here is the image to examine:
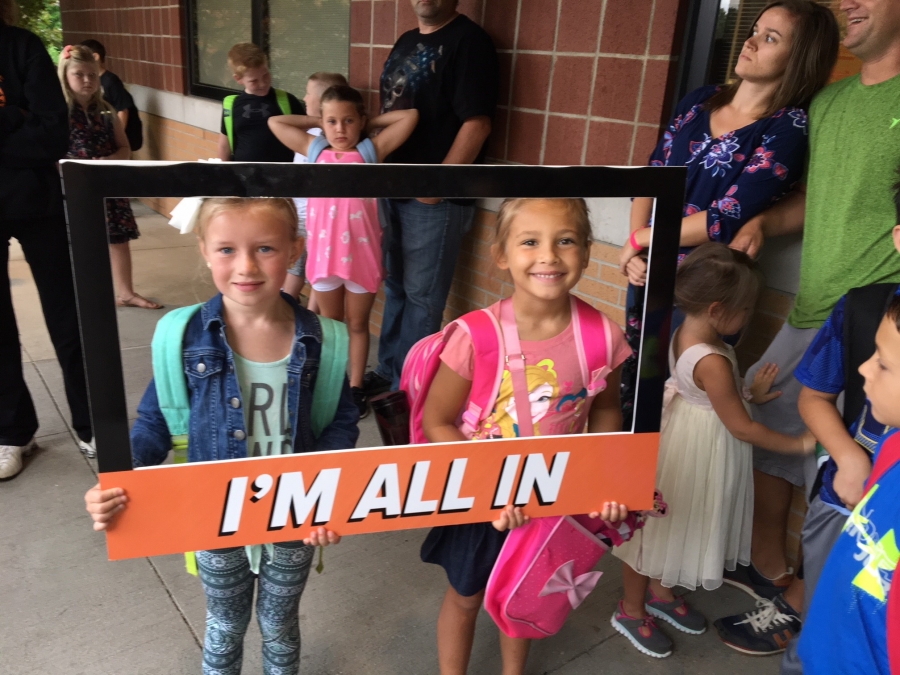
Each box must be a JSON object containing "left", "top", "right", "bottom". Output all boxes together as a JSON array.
[{"left": 270, "top": 86, "right": 417, "bottom": 415}]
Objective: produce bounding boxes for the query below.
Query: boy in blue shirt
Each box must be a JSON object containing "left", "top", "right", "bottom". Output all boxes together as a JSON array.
[
  {"left": 716, "top": 171, "right": 900, "bottom": 669},
  {"left": 798, "top": 294, "right": 900, "bottom": 674}
]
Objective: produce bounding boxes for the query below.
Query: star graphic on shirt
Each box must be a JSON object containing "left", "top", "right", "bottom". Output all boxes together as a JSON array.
[{"left": 891, "top": 118, "right": 900, "bottom": 129}]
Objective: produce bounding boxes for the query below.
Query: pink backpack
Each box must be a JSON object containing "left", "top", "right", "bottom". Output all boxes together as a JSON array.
[
  {"left": 399, "top": 295, "right": 614, "bottom": 444},
  {"left": 484, "top": 498, "right": 666, "bottom": 639}
]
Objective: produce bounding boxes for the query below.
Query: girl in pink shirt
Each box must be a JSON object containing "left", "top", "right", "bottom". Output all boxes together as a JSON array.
[
  {"left": 269, "top": 86, "right": 417, "bottom": 414},
  {"left": 420, "top": 198, "right": 632, "bottom": 675}
]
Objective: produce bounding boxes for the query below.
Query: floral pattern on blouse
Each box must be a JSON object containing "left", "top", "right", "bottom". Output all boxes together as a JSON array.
[{"left": 646, "top": 85, "right": 808, "bottom": 257}]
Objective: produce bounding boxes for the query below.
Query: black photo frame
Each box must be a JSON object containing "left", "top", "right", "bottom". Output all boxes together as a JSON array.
[{"left": 60, "top": 162, "right": 687, "bottom": 474}]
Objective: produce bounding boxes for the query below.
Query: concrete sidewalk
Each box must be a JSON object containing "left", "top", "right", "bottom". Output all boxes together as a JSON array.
[{"left": 0, "top": 203, "right": 780, "bottom": 674}]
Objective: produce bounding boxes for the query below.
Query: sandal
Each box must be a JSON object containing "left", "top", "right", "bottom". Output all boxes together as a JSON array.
[{"left": 116, "top": 294, "right": 163, "bottom": 310}]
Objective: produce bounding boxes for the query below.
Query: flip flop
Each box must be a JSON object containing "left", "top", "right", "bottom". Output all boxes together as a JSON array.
[{"left": 116, "top": 294, "right": 163, "bottom": 310}]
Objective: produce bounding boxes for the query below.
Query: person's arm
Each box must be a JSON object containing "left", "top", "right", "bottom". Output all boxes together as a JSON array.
[
  {"left": 217, "top": 133, "right": 232, "bottom": 161},
  {"left": 422, "top": 361, "right": 471, "bottom": 444},
  {"left": 620, "top": 209, "right": 710, "bottom": 273},
  {"left": 731, "top": 185, "right": 807, "bottom": 258},
  {"left": 116, "top": 109, "right": 129, "bottom": 130},
  {"left": 798, "top": 387, "right": 871, "bottom": 508},
  {"left": 267, "top": 115, "right": 321, "bottom": 157},
  {"left": 0, "top": 30, "right": 69, "bottom": 167},
  {"left": 587, "top": 366, "right": 623, "bottom": 434},
  {"left": 414, "top": 116, "right": 493, "bottom": 205},
  {"left": 368, "top": 109, "right": 419, "bottom": 162},
  {"left": 99, "top": 112, "right": 131, "bottom": 160},
  {"left": 442, "top": 115, "right": 491, "bottom": 165},
  {"left": 695, "top": 353, "right": 813, "bottom": 454}
]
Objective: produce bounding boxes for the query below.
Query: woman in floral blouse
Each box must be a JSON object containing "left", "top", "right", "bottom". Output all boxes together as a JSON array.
[{"left": 618, "top": 0, "right": 839, "bottom": 428}]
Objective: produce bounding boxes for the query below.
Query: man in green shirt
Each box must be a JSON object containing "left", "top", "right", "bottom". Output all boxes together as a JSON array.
[{"left": 714, "top": 0, "right": 900, "bottom": 661}]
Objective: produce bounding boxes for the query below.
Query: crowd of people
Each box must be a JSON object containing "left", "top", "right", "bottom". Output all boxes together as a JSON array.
[{"left": 2, "top": 0, "right": 900, "bottom": 673}]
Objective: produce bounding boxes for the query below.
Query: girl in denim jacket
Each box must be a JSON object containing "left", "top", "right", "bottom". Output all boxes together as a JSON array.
[{"left": 86, "top": 198, "right": 360, "bottom": 675}]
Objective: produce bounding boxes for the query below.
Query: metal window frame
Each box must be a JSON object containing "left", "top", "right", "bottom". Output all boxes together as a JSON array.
[
  {"left": 183, "top": 0, "right": 268, "bottom": 100},
  {"left": 670, "top": 0, "right": 722, "bottom": 110}
]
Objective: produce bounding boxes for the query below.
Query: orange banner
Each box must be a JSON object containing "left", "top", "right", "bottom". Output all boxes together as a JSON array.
[{"left": 101, "top": 432, "right": 659, "bottom": 560}]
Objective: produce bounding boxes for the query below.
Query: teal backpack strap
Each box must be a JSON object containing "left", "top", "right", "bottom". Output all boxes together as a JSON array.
[
  {"left": 150, "top": 303, "right": 203, "bottom": 577},
  {"left": 151, "top": 304, "right": 202, "bottom": 463},
  {"left": 357, "top": 137, "right": 378, "bottom": 164},
  {"left": 311, "top": 316, "right": 349, "bottom": 438},
  {"left": 222, "top": 95, "right": 237, "bottom": 153},
  {"left": 274, "top": 88, "right": 291, "bottom": 116},
  {"left": 307, "top": 134, "right": 330, "bottom": 164}
]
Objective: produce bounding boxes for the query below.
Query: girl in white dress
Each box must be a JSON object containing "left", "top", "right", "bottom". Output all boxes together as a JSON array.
[{"left": 612, "top": 243, "right": 814, "bottom": 658}]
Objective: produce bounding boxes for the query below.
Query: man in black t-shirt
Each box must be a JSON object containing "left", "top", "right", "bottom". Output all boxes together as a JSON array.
[
  {"left": 217, "top": 43, "right": 305, "bottom": 163},
  {"left": 365, "top": 0, "right": 498, "bottom": 395},
  {"left": 80, "top": 39, "right": 143, "bottom": 152}
]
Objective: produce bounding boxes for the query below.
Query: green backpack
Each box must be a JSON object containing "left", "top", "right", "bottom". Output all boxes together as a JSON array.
[
  {"left": 222, "top": 88, "right": 292, "bottom": 154},
  {"left": 150, "top": 304, "right": 349, "bottom": 574}
]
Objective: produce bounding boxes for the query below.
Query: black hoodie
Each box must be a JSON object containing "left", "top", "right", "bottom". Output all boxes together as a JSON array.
[{"left": 0, "top": 20, "right": 68, "bottom": 220}]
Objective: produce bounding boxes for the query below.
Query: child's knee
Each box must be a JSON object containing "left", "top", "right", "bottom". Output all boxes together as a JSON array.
[{"left": 446, "top": 586, "right": 484, "bottom": 613}]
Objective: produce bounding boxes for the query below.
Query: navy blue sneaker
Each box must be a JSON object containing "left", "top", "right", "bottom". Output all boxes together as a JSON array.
[
  {"left": 723, "top": 562, "right": 793, "bottom": 600},
  {"left": 714, "top": 594, "right": 801, "bottom": 655}
]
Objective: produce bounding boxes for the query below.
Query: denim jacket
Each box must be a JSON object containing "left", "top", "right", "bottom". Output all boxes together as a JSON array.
[{"left": 131, "top": 293, "right": 359, "bottom": 467}]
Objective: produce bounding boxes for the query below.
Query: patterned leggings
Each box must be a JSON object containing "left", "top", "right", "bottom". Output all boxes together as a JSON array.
[{"left": 196, "top": 542, "right": 314, "bottom": 675}]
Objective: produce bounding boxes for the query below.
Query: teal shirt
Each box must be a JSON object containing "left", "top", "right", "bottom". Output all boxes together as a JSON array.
[
  {"left": 233, "top": 351, "right": 291, "bottom": 572},
  {"left": 789, "top": 73, "right": 900, "bottom": 329}
]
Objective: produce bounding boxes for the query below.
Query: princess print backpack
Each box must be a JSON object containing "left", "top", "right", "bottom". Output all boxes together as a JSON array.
[{"left": 399, "top": 295, "right": 615, "bottom": 444}]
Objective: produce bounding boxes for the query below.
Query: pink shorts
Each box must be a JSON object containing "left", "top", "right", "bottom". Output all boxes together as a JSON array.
[{"left": 311, "top": 275, "right": 370, "bottom": 294}]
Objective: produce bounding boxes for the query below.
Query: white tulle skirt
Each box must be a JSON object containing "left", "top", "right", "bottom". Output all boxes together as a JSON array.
[{"left": 615, "top": 395, "right": 754, "bottom": 591}]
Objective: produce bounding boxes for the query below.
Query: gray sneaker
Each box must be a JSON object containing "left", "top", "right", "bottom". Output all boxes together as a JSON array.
[
  {"left": 611, "top": 601, "right": 673, "bottom": 658},
  {"left": 645, "top": 589, "right": 707, "bottom": 634}
]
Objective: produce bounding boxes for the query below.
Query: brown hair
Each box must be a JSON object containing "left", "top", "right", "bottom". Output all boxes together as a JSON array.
[
  {"left": 80, "top": 39, "right": 106, "bottom": 62},
  {"left": 674, "top": 243, "right": 762, "bottom": 321},
  {"left": 58, "top": 45, "right": 113, "bottom": 114},
  {"left": 493, "top": 199, "right": 592, "bottom": 258},
  {"left": 885, "top": 294, "right": 900, "bottom": 332},
  {"left": 705, "top": 0, "right": 840, "bottom": 118},
  {"left": 320, "top": 84, "right": 367, "bottom": 117},
  {"left": 196, "top": 198, "right": 299, "bottom": 241},
  {"left": 0, "top": 0, "right": 18, "bottom": 25},
  {"left": 309, "top": 72, "right": 349, "bottom": 89},
  {"left": 227, "top": 43, "right": 268, "bottom": 77}
]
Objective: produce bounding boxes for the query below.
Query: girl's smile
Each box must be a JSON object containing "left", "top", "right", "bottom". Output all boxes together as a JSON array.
[
  {"left": 496, "top": 201, "right": 589, "bottom": 302},
  {"left": 199, "top": 206, "right": 302, "bottom": 311}
]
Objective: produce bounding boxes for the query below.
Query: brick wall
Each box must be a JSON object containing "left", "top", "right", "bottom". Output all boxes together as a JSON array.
[
  {"left": 354, "top": 0, "right": 685, "bottom": 332},
  {"left": 60, "top": 0, "right": 186, "bottom": 95}
]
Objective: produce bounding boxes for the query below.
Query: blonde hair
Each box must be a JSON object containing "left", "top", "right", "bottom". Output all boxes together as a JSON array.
[
  {"left": 309, "top": 72, "right": 349, "bottom": 89},
  {"left": 195, "top": 198, "right": 299, "bottom": 241},
  {"left": 227, "top": 43, "right": 268, "bottom": 77},
  {"left": 493, "top": 199, "right": 592, "bottom": 259},
  {"left": 58, "top": 45, "right": 112, "bottom": 113}
]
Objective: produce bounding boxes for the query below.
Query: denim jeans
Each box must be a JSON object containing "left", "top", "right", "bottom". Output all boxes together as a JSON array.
[
  {"left": 0, "top": 215, "right": 92, "bottom": 445},
  {"left": 197, "top": 541, "right": 314, "bottom": 675},
  {"left": 376, "top": 199, "right": 475, "bottom": 389}
]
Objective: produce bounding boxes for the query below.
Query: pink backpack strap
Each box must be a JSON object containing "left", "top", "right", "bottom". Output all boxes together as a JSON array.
[
  {"left": 499, "top": 297, "right": 534, "bottom": 437},
  {"left": 571, "top": 296, "right": 612, "bottom": 396},
  {"left": 455, "top": 307, "right": 504, "bottom": 438}
]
